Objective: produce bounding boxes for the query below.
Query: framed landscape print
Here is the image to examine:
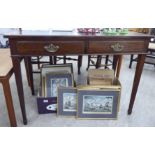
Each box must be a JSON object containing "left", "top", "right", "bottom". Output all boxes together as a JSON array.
[
  {"left": 77, "top": 89, "right": 120, "bottom": 119},
  {"left": 57, "top": 87, "right": 77, "bottom": 116},
  {"left": 45, "top": 73, "right": 73, "bottom": 97}
]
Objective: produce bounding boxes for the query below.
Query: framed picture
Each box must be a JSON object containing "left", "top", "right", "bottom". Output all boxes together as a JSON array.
[
  {"left": 41, "top": 63, "right": 73, "bottom": 76},
  {"left": 88, "top": 69, "right": 114, "bottom": 85},
  {"left": 41, "top": 64, "right": 73, "bottom": 96},
  {"left": 37, "top": 97, "right": 57, "bottom": 114},
  {"left": 77, "top": 89, "right": 120, "bottom": 119},
  {"left": 57, "top": 87, "right": 77, "bottom": 116},
  {"left": 45, "top": 73, "right": 74, "bottom": 97},
  {"left": 41, "top": 76, "right": 45, "bottom": 97}
]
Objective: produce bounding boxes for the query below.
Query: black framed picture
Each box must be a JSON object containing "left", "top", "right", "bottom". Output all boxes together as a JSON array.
[
  {"left": 77, "top": 89, "right": 120, "bottom": 119},
  {"left": 45, "top": 73, "right": 74, "bottom": 97},
  {"left": 57, "top": 87, "right": 77, "bottom": 116},
  {"left": 37, "top": 97, "right": 57, "bottom": 114}
]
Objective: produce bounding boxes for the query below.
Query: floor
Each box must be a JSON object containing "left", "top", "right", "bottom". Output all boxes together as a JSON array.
[{"left": 0, "top": 55, "right": 155, "bottom": 127}]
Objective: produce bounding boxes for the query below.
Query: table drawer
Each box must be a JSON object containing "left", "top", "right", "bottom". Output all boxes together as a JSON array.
[
  {"left": 17, "top": 41, "right": 85, "bottom": 55},
  {"left": 88, "top": 41, "right": 147, "bottom": 54}
]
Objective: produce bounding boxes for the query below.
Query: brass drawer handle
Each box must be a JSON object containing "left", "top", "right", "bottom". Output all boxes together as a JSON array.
[
  {"left": 111, "top": 43, "right": 124, "bottom": 52},
  {"left": 44, "top": 44, "right": 59, "bottom": 53}
]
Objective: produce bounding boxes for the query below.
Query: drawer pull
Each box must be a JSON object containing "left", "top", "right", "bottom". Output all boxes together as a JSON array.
[
  {"left": 44, "top": 44, "right": 59, "bottom": 53},
  {"left": 111, "top": 43, "right": 124, "bottom": 52}
]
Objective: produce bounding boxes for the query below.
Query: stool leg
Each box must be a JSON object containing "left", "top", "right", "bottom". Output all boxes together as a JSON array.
[
  {"left": 78, "top": 55, "right": 82, "bottom": 74},
  {"left": 49, "top": 56, "right": 53, "bottom": 65},
  {"left": 63, "top": 56, "right": 67, "bottom": 64},
  {"left": 105, "top": 55, "right": 109, "bottom": 69},
  {"left": 86, "top": 55, "right": 91, "bottom": 70},
  {"left": 96, "top": 55, "right": 102, "bottom": 69},
  {"left": 2, "top": 79, "right": 17, "bottom": 127},
  {"left": 37, "top": 56, "right": 40, "bottom": 69},
  {"left": 129, "top": 54, "right": 134, "bottom": 69},
  {"left": 54, "top": 56, "right": 57, "bottom": 64}
]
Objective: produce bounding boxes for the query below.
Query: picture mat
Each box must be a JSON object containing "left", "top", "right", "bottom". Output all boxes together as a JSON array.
[
  {"left": 45, "top": 73, "right": 73, "bottom": 97},
  {"left": 57, "top": 87, "right": 77, "bottom": 116},
  {"left": 77, "top": 90, "right": 119, "bottom": 119}
]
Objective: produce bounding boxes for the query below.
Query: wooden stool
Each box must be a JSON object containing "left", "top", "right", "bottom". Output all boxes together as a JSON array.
[
  {"left": 53, "top": 56, "right": 82, "bottom": 74},
  {"left": 87, "top": 55, "right": 123, "bottom": 78},
  {"left": 87, "top": 55, "right": 112, "bottom": 70},
  {"left": 0, "top": 49, "right": 17, "bottom": 127},
  {"left": 129, "top": 42, "right": 155, "bottom": 69}
]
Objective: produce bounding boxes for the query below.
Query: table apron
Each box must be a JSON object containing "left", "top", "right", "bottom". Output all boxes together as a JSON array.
[{"left": 13, "top": 40, "right": 149, "bottom": 56}]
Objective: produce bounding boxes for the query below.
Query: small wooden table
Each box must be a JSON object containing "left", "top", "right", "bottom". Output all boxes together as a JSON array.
[
  {"left": 0, "top": 49, "right": 17, "bottom": 127},
  {"left": 4, "top": 30, "right": 152, "bottom": 125}
]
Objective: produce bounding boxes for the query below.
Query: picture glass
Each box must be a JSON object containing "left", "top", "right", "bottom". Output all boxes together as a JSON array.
[
  {"left": 82, "top": 95, "right": 113, "bottom": 114},
  {"left": 63, "top": 93, "right": 76, "bottom": 112},
  {"left": 51, "top": 78, "right": 68, "bottom": 97}
]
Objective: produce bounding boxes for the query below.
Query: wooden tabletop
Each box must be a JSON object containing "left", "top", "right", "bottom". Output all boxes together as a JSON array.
[
  {"left": 4, "top": 30, "right": 153, "bottom": 39},
  {"left": 0, "top": 49, "right": 12, "bottom": 77}
]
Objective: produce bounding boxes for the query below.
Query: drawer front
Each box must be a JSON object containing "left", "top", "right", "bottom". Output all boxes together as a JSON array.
[
  {"left": 17, "top": 41, "right": 85, "bottom": 55},
  {"left": 88, "top": 41, "right": 147, "bottom": 54}
]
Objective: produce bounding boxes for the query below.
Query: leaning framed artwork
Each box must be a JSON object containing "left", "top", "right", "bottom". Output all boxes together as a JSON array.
[
  {"left": 57, "top": 87, "right": 77, "bottom": 116},
  {"left": 41, "top": 63, "right": 73, "bottom": 76},
  {"left": 77, "top": 88, "right": 120, "bottom": 119},
  {"left": 45, "top": 73, "right": 74, "bottom": 97}
]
